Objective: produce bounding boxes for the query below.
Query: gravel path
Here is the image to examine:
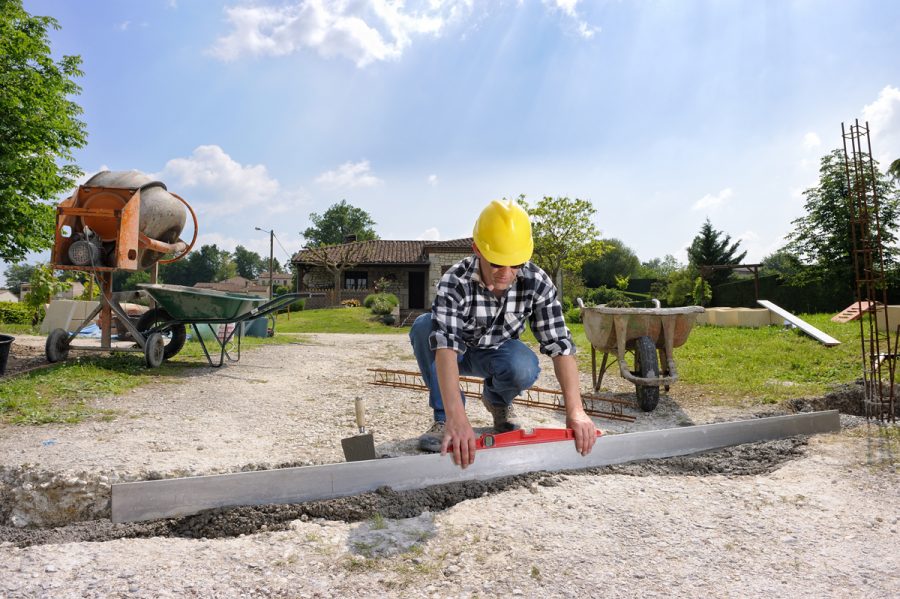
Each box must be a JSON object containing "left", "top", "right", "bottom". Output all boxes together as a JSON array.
[{"left": 0, "top": 333, "right": 898, "bottom": 597}]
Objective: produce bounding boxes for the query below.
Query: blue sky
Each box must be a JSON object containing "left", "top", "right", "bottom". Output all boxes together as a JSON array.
[{"left": 5, "top": 0, "right": 900, "bottom": 285}]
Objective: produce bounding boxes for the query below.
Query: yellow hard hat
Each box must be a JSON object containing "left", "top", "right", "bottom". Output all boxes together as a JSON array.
[{"left": 472, "top": 199, "right": 533, "bottom": 266}]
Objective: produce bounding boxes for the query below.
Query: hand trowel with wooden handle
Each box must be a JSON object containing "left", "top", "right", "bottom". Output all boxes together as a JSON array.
[{"left": 341, "top": 397, "right": 377, "bottom": 461}]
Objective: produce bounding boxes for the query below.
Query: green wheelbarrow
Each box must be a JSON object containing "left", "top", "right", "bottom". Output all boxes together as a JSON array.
[{"left": 130, "top": 284, "right": 316, "bottom": 367}]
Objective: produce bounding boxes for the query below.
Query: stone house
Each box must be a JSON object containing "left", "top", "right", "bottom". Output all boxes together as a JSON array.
[{"left": 292, "top": 238, "right": 474, "bottom": 312}]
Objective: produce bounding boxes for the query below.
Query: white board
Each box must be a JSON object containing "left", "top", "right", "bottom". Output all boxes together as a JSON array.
[{"left": 757, "top": 300, "right": 841, "bottom": 346}]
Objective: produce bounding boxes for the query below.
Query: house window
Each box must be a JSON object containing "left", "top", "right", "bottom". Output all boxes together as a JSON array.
[{"left": 344, "top": 271, "right": 368, "bottom": 290}]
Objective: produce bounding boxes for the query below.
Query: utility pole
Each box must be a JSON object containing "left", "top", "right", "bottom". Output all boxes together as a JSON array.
[{"left": 255, "top": 227, "right": 274, "bottom": 299}]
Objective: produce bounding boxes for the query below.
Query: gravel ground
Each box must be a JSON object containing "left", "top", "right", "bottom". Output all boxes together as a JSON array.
[{"left": 0, "top": 333, "right": 898, "bottom": 598}]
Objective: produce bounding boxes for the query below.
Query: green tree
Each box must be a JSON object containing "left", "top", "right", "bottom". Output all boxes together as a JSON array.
[
  {"left": 3, "top": 262, "right": 36, "bottom": 295},
  {"left": 639, "top": 255, "right": 683, "bottom": 279},
  {"left": 157, "top": 244, "right": 232, "bottom": 286},
  {"left": 888, "top": 158, "right": 900, "bottom": 183},
  {"left": 687, "top": 218, "right": 747, "bottom": 286},
  {"left": 233, "top": 245, "right": 266, "bottom": 280},
  {"left": 23, "top": 263, "right": 70, "bottom": 324},
  {"left": 581, "top": 238, "right": 640, "bottom": 288},
  {"left": 301, "top": 200, "right": 378, "bottom": 247},
  {"left": 516, "top": 195, "right": 602, "bottom": 295},
  {"left": 784, "top": 149, "right": 900, "bottom": 288},
  {"left": 761, "top": 249, "right": 804, "bottom": 280},
  {"left": 0, "top": 1, "right": 87, "bottom": 262}
]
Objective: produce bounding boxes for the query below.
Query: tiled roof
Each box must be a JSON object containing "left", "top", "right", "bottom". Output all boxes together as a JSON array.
[{"left": 292, "top": 238, "right": 472, "bottom": 266}]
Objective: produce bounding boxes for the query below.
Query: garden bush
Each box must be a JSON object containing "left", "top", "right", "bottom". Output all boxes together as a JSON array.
[
  {"left": 588, "top": 286, "right": 630, "bottom": 306},
  {"left": 0, "top": 302, "right": 34, "bottom": 325},
  {"left": 564, "top": 306, "right": 582, "bottom": 324}
]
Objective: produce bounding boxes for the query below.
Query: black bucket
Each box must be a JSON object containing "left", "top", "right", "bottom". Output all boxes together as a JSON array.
[{"left": 0, "top": 334, "right": 13, "bottom": 376}]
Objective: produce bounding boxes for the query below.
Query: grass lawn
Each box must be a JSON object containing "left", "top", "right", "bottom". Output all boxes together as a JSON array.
[{"left": 0, "top": 307, "right": 870, "bottom": 424}]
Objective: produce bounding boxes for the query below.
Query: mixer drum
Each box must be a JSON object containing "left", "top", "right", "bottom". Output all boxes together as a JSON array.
[{"left": 82, "top": 170, "right": 188, "bottom": 269}]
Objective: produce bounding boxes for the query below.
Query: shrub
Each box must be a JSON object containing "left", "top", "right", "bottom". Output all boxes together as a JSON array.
[
  {"left": 370, "top": 297, "right": 394, "bottom": 316},
  {"left": 564, "top": 306, "right": 582, "bottom": 324},
  {"left": 0, "top": 302, "right": 32, "bottom": 324},
  {"left": 363, "top": 294, "right": 377, "bottom": 308},
  {"left": 588, "top": 286, "right": 630, "bottom": 306},
  {"left": 364, "top": 292, "right": 399, "bottom": 310},
  {"left": 277, "top": 298, "right": 305, "bottom": 314}
]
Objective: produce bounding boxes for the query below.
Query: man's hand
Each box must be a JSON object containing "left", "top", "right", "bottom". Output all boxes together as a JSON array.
[
  {"left": 567, "top": 410, "right": 597, "bottom": 456},
  {"left": 441, "top": 415, "right": 477, "bottom": 468},
  {"left": 551, "top": 354, "right": 598, "bottom": 456}
]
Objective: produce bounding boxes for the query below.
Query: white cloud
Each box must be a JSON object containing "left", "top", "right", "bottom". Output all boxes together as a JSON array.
[
  {"left": 861, "top": 85, "right": 900, "bottom": 166},
  {"left": 544, "top": 0, "right": 599, "bottom": 39},
  {"left": 315, "top": 160, "right": 383, "bottom": 189},
  {"left": 117, "top": 21, "right": 130, "bottom": 31},
  {"left": 692, "top": 188, "right": 733, "bottom": 211},
  {"left": 418, "top": 227, "right": 440, "bottom": 241},
  {"left": 208, "top": 0, "right": 461, "bottom": 67},
  {"left": 427, "top": 174, "right": 438, "bottom": 186},
  {"left": 155, "top": 145, "right": 308, "bottom": 216},
  {"left": 802, "top": 132, "right": 821, "bottom": 149}
]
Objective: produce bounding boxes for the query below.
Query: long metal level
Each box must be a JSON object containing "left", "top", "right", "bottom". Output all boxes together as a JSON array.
[{"left": 112, "top": 411, "right": 840, "bottom": 523}]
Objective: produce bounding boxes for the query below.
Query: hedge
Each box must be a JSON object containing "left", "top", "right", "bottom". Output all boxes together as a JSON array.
[{"left": 0, "top": 302, "right": 34, "bottom": 325}]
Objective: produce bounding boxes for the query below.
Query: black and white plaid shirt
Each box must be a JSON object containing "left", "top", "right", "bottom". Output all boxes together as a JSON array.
[{"left": 429, "top": 256, "right": 575, "bottom": 357}]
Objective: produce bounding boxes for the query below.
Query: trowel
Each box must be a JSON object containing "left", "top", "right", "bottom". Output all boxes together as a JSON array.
[{"left": 341, "top": 396, "right": 377, "bottom": 461}]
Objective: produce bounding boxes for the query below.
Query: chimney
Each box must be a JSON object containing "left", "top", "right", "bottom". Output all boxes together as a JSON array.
[{"left": 343, "top": 234, "right": 358, "bottom": 243}]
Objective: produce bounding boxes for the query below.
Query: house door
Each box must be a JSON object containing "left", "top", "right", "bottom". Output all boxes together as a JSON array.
[{"left": 408, "top": 272, "right": 426, "bottom": 309}]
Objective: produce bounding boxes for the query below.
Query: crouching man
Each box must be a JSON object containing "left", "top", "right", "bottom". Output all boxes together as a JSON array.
[{"left": 409, "top": 199, "right": 597, "bottom": 468}]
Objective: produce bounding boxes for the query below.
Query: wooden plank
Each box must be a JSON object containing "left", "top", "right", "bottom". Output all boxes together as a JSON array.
[
  {"left": 758, "top": 300, "right": 841, "bottom": 346},
  {"left": 112, "top": 411, "right": 841, "bottom": 523},
  {"left": 831, "top": 301, "right": 874, "bottom": 323}
]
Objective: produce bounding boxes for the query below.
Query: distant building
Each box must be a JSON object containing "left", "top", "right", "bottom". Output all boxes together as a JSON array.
[
  {"left": 255, "top": 271, "right": 293, "bottom": 289},
  {"left": 0, "top": 289, "right": 18, "bottom": 303},
  {"left": 18, "top": 281, "right": 85, "bottom": 302}
]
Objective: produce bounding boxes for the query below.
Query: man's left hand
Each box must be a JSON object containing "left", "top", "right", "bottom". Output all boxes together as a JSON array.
[{"left": 567, "top": 411, "right": 597, "bottom": 456}]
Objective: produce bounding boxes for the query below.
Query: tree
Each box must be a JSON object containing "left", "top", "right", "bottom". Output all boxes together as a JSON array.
[
  {"left": 639, "top": 255, "right": 683, "bottom": 279},
  {"left": 158, "top": 244, "right": 232, "bottom": 286},
  {"left": 0, "top": 1, "right": 87, "bottom": 262},
  {"left": 296, "top": 242, "right": 374, "bottom": 304},
  {"left": 23, "top": 263, "right": 70, "bottom": 323},
  {"left": 233, "top": 245, "right": 266, "bottom": 280},
  {"left": 784, "top": 149, "right": 900, "bottom": 288},
  {"left": 581, "top": 239, "right": 640, "bottom": 288},
  {"left": 761, "top": 249, "right": 804, "bottom": 280},
  {"left": 516, "top": 195, "right": 602, "bottom": 295},
  {"left": 3, "top": 262, "right": 36, "bottom": 295},
  {"left": 301, "top": 200, "right": 378, "bottom": 247},
  {"left": 687, "top": 218, "right": 747, "bottom": 286},
  {"left": 889, "top": 158, "right": 900, "bottom": 183}
]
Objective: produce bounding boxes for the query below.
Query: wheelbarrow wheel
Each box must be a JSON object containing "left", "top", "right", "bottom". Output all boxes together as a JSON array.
[
  {"left": 633, "top": 335, "right": 660, "bottom": 412},
  {"left": 45, "top": 328, "right": 70, "bottom": 363},
  {"left": 144, "top": 333, "right": 165, "bottom": 368},
  {"left": 136, "top": 308, "right": 186, "bottom": 360}
]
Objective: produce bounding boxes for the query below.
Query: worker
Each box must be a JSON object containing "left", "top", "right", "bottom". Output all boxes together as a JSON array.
[{"left": 409, "top": 199, "right": 597, "bottom": 468}]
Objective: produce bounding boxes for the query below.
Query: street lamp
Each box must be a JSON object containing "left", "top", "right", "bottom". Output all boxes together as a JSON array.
[{"left": 255, "top": 226, "right": 274, "bottom": 299}]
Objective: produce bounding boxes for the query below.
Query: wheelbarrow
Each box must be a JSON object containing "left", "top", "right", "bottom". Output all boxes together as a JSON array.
[
  {"left": 577, "top": 299, "right": 704, "bottom": 411},
  {"left": 133, "top": 284, "right": 318, "bottom": 367},
  {"left": 45, "top": 285, "right": 317, "bottom": 368}
]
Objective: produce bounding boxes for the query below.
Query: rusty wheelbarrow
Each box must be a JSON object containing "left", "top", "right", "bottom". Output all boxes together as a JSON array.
[{"left": 577, "top": 299, "right": 704, "bottom": 411}]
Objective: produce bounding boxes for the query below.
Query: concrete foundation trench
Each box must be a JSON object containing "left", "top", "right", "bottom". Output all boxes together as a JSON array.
[{"left": 0, "top": 436, "right": 814, "bottom": 548}]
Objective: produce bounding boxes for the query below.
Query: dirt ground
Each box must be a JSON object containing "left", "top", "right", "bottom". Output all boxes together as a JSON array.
[{"left": 0, "top": 333, "right": 897, "bottom": 598}]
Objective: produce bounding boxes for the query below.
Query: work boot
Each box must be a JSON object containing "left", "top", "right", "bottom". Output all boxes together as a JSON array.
[
  {"left": 480, "top": 397, "right": 522, "bottom": 433},
  {"left": 418, "top": 421, "right": 446, "bottom": 453}
]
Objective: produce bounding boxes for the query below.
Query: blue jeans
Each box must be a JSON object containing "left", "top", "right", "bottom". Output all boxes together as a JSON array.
[{"left": 409, "top": 313, "right": 540, "bottom": 422}]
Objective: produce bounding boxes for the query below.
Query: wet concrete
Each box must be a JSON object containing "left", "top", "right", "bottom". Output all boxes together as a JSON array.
[{"left": 0, "top": 437, "right": 808, "bottom": 548}]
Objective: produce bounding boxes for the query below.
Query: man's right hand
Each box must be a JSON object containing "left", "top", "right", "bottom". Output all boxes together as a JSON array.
[{"left": 441, "top": 416, "right": 477, "bottom": 468}]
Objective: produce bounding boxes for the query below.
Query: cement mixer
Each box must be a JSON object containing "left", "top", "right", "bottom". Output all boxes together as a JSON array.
[
  {"left": 53, "top": 170, "right": 197, "bottom": 271},
  {"left": 47, "top": 170, "right": 198, "bottom": 364}
]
